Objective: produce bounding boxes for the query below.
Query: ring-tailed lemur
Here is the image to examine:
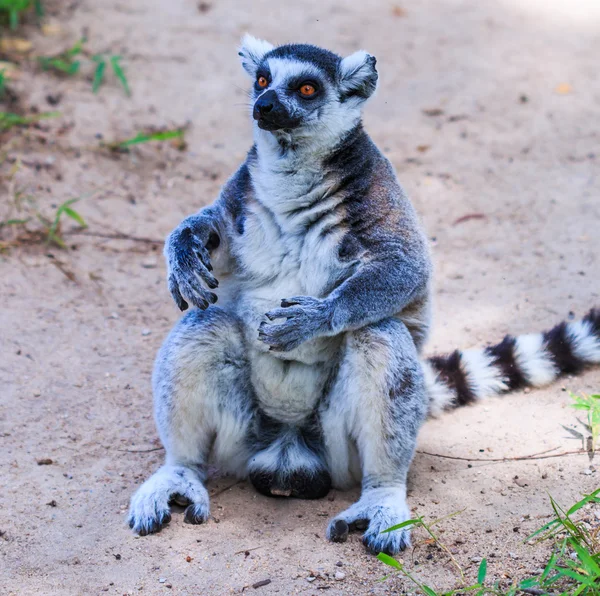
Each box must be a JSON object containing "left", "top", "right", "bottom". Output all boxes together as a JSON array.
[{"left": 128, "top": 35, "right": 600, "bottom": 555}]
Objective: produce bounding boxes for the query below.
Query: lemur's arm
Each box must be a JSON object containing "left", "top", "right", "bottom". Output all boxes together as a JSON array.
[
  {"left": 259, "top": 217, "right": 431, "bottom": 352},
  {"left": 165, "top": 163, "right": 248, "bottom": 310}
]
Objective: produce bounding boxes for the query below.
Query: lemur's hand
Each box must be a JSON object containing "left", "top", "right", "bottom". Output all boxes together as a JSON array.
[
  {"left": 165, "top": 220, "right": 220, "bottom": 311},
  {"left": 259, "top": 296, "right": 333, "bottom": 352}
]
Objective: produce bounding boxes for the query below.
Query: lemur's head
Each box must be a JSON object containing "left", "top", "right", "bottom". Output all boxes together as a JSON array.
[{"left": 238, "top": 35, "right": 378, "bottom": 143}]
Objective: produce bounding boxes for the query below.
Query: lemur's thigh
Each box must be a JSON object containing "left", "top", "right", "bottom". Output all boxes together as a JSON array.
[
  {"left": 129, "top": 307, "right": 253, "bottom": 535},
  {"left": 321, "top": 318, "right": 428, "bottom": 554}
]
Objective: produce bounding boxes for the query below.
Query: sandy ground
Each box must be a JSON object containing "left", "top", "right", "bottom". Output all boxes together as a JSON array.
[{"left": 1, "top": 0, "right": 599, "bottom": 594}]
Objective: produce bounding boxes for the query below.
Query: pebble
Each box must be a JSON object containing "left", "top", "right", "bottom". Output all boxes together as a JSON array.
[
  {"left": 334, "top": 571, "right": 346, "bottom": 581},
  {"left": 509, "top": 552, "right": 519, "bottom": 560},
  {"left": 142, "top": 329, "right": 152, "bottom": 336},
  {"left": 306, "top": 576, "right": 316, "bottom": 582},
  {"left": 142, "top": 259, "right": 158, "bottom": 269},
  {"left": 583, "top": 468, "right": 593, "bottom": 475},
  {"left": 33, "top": 389, "right": 41, "bottom": 397},
  {"left": 335, "top": 561, "right": 343, "bottom": 567},
  {"left": 159, "top": 578, "right": 166, "bottom": 583},
  {"left": 471, "top": 556, "right": 482, "bottom": 563}
]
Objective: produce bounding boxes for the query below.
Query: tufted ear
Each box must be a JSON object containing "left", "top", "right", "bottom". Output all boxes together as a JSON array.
[
  {"left": 338, "top": 50, "right": 378, "bottom": 101},
  {"left": 238, "top": 33, "right": 275, "bottom": 77}
]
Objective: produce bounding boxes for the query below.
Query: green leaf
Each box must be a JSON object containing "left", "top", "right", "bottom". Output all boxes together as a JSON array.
[
  {"left": 92, "top": 58, "right": 106, "bottom": 93},
  {"left": 556, "top": 568, "right": 594, "bottom": 585},
  {"left": 569, "top": 538, "right": 600, "bottom": 575},
  {"left": 519, "top": 578, "right": 539, "bottom": 589},
  {"left": 61, "top": 206, "right": 86, "bottom": 228},
  {"left": 0, "top": 217, "right": 29, "bottom": 226},
  {"left": 567, "top": 488, "right": 600, "bottom": 515},
  {"left": 107, "top": 128, "right": 185, "bottom": 150},
  {"left": 382, "top": 518, "right": 421, "bottom": 533},
  {"left": 34, "top": 0, "right": 43, "bottom": 17},
  {"left": 110, "top": 55, "right": 130, "bottom": 96},
  {"left": 477, "top": 558, "right": 487, "bottom": 584},
  {"left": 376, "top": 553, "right": 402, "bottom": 570},
  {"left": 421, "top": 586, "right": 438, "bottom": 596}
]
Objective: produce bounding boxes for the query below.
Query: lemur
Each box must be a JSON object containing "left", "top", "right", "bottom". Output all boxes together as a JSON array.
[{"left": 128, "top": 35, "right": 600, "bottom": 555}]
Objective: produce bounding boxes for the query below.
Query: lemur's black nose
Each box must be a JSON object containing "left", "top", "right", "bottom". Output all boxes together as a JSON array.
[{"left": 253, "top": 90, "right": 278, "bottom": 119}]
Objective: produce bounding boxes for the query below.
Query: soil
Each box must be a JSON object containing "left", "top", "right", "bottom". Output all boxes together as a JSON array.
[{"left": 1, "top": 0, "right": 599, "bottom": 594}]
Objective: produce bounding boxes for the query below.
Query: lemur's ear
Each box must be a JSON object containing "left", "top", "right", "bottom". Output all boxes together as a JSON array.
[
  {"left": 338, "top": 51, "right": 378, "bottom": 101},
  {"left": 238, "top": 34, "right": 275, "bottom": 77}
]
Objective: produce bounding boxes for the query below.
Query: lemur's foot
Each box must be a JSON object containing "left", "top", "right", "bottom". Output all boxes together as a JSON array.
[
  {"left": 326, "top": 487, "right": 411, "bottom": 555},
  {"left": 128, "top": 465, "right": 209, "bottom": 535}
]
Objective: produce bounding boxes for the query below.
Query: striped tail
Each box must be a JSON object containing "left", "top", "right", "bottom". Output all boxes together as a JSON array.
[{"left": 423, "top": 308, "right": 600, "bottom": 416}]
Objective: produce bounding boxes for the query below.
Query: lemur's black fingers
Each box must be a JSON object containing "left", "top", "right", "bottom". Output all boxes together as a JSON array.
[
  {"left": 195, "top": 244, "right": 213, "bottom": 272},
  {"left": 196, "top": 263, "right": 219, "bottom": 289},
  {"left": 265, "top": 307, "right": 301, "bottom": 321},
  {"left": 179, "top": 277, "right": 210, "bottom": 310},
  {"left": 281, "top": 298, "right": 301, "bottom": 308},
  {"left": 168, "top": 275, "right": 189, "bottom": 311}
]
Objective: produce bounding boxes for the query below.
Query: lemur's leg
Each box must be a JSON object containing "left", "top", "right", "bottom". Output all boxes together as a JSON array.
[
  {"left": 128, "top": 308, "right": 252, "bottom": 535},
  {"left": 321, "top": 318, "right": 428, "bottom": 555}
]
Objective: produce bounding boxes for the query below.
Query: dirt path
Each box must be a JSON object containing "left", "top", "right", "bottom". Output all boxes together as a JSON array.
[{"left": 1, "top": 0, "right": 599, "bottom": 594}]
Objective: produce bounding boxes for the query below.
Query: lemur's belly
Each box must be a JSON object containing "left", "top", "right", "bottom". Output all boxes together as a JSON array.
[{"left": 220, "top": 277, "right": 342, "bottom": 424}]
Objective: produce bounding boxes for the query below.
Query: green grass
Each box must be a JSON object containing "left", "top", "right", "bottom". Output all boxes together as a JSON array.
[
  {"left": 378, "top": 489, "right": 600, "bottom": 595},
  {"left": 39, "top": 38, "right": 131, "bottom": 96},
  {"left": 0, "top": 110, "right": 59, "bottom": 130},
  {"left": 0, "top": 0, "right": 35, "bottom": 29},
  {"left": 571, "top": 392, "right": 600, "bottom": 450},
  {"left": 104, "top": 127, "right": 186, "bottom": 151}
]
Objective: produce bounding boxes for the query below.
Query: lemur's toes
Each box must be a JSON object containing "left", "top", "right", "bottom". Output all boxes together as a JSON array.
[
  {"left": 327, "top": 519, "right": 349, "bottom": 543},
  {"left": 183, "top": 503, "right": 210, "bottom": 525}
]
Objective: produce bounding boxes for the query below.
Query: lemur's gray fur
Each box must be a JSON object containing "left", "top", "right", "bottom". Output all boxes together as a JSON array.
[{"left": 128, "top": 35, "right": 600, "bottom": 554}]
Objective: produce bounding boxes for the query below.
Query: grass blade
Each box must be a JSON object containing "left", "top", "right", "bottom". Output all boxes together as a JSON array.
[
  {"left": 377, "top": 553, "right": 402, "bottom": 570},
  {"left": 110, "top": 56, "right": 130, "bottom": 96},
  {"left": 477, "top": 558, "right": 487, "bottom": 584},
  {"left": 92, "top": 57, "right": 106, "bottom": 93}
]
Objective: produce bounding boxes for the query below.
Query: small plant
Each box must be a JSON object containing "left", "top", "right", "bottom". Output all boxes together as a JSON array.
[
  {"left": 0, "top": 0, "right": 41, "bottom": 29},
  {"left": 41, "top": 198, "right": 87, "bottom": 248},
  {"left": 38, "top": 38, "right": 131, "bottom": 96},
  {"left": 104, "top": 127, "right": 186, "bottom": 152},
  {"left": 378, "top": 488, "right": 600, "bottom": 595},
  {"left": 0, "top": 110, "right": 59, "bottom": 130},
  {"left": 571, "top": 392, "right": 600, "bottom": 450},
  {"left": 38, "top": 37, "right": 84, "bottom": 76}
]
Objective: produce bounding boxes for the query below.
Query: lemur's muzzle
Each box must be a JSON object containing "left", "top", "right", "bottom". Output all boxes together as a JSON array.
[{"left": 253, "top": 90, "right": 301, "bottom": 131}]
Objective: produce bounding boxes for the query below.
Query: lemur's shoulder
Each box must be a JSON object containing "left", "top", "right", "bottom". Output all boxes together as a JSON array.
[
  {"left": 328, "top": 125, "right": 427, "bottom": 250},
  {"left": 217, "top": 145, "right": 258, "bottom": 235}
]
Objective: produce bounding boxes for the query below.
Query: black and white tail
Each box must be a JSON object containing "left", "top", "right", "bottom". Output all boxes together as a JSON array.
[{"left": 423, "top": 308, "right": 600, "bottom": 416}]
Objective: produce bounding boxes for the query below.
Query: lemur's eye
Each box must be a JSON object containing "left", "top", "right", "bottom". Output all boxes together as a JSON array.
[
  {"left": 299, "top": 83, "right": 316, "bottom": 97},
  {"left": 257, "top": 76, "right": 268, "bottom": 88}
]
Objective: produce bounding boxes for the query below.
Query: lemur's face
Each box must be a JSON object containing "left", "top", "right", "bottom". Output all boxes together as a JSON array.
[{"left": 238, "top": 35, "right": 378, "bottom": 139}]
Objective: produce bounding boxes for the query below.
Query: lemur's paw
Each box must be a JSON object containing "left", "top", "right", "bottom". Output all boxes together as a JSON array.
[
  {"left": 183, "top": 502, "right": 210, "bottom": 525},
  {"left": 326, "top": 488, "right": 411, "bottom": 555},
  {"left": 166, "top": 225, "right": 220, "bottom": 311},
  {"left": 127, "top": 488, "right": 172, "bottom": 536},
  {"left": 128, "top": 466, "right": 211, "bottom": 535},
  {"left": 259, "top": 296, "right": 332, "bottom": 352}
]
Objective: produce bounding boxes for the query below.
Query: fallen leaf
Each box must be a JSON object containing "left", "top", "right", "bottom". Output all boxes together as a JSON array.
[
  {"left": 0, "top": 38, "right": 33, "bottom": 53},
  {"left": 0, "top": 61, "right": 20, "bottom": 79},
  {"left": 422, "top": 108, "right": 444, "bottom": 117},
  {"left": 392, "top": 5, "right": 407, "bottom": 17},
  {"left": 555, "top": 82, "right": 572, "bottom": 95},
  {"left": 41, "top": 23, "right": 63, "bottom": 36},
  {"left": 452, "top": 213, "right": 487, "bottom": 226},
  {"left": 416, "top": 145, "right": 430, "bottom": 153}
]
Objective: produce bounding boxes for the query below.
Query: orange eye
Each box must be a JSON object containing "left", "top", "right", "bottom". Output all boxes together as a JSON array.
[
  {"left": 299, "top": 83, "right": 316, "bottom": 96},
  {"left": 257, "top": 76, "right": 268, "bottom": 88}
]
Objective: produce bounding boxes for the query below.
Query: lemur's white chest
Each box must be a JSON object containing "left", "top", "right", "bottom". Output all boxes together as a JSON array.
[{"left": 225, "top": 163, "right": 349, "bottom": 423}]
